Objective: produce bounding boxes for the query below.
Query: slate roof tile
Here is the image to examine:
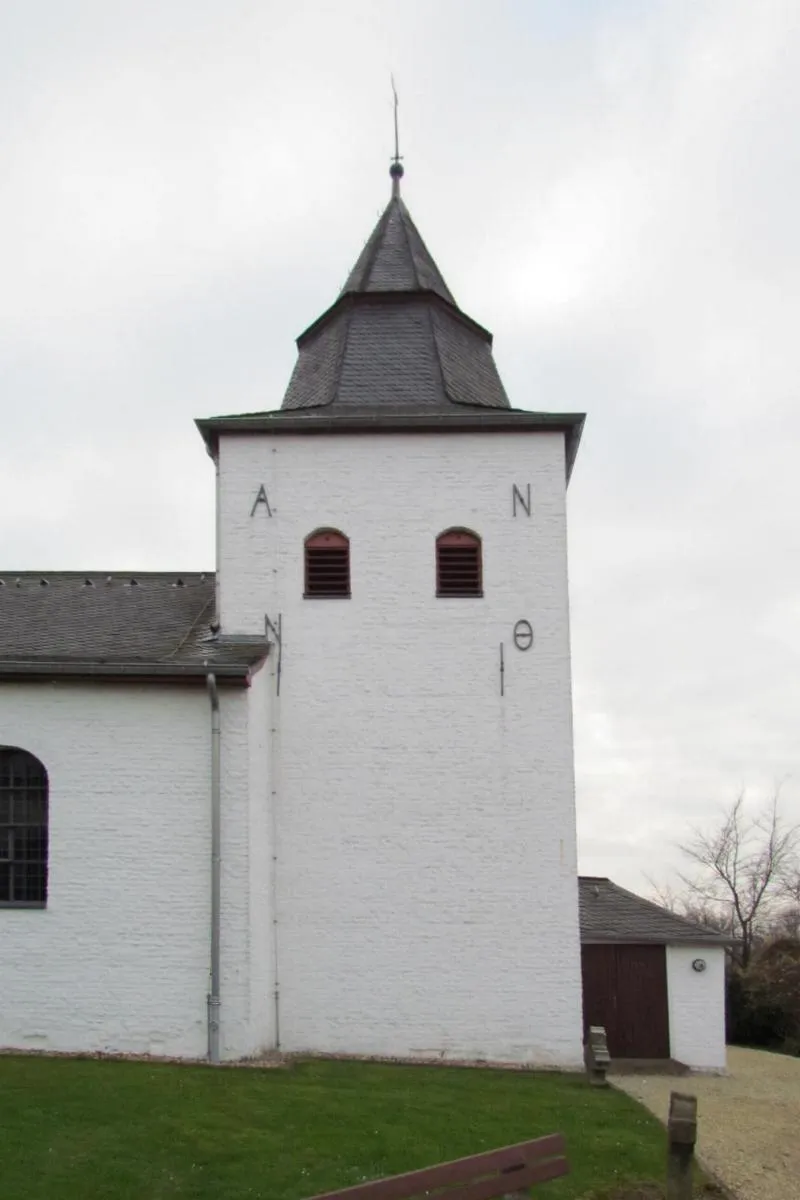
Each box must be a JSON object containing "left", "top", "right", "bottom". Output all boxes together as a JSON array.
[
  {"left": 280, "top": 192, "right": 510, "bottom": 416},
  {"left": 431, "top": 307, "right": 510, "bottom": 410},
  {"left": 335, "top": 302, "right": 443, "bottom": 409},
  {"left": 578, "top": 876, "right": 732, "bottom": 945},
  {"left": 342, "top": 197, "right": 455, "bottom": 302},
  {"left": 281, "top": 308, "right": 349, "bottom": 411},
  {"left": 0, "top": 572, "right": 267, "bottom": 681}
]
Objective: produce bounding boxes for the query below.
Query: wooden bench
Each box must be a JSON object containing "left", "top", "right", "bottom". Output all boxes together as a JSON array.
[{"left": 304, "top": 1132, "right": 569, "bottom": 1199}]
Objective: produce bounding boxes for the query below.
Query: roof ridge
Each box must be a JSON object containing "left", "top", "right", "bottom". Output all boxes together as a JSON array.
[
  {"left": 165, "top": 594, "right": 215, "bottom": 661},
  {"left": 328, "top": 305, "right": 353, "bottom": 410},
  {"left": 348, "top": 202, "right": 393, "bottom": 293},
  {"left": 426, "top": 301, "right": 451, "bottom": 404},
  {"left": 398, "top": 199, "right": 454, "bottom": 303},
  {"left": 396, "top": 198, "right": 421, "bottom": 290},
  {"left": 0, "top": 570, "right": 214, "bottom": 578}
]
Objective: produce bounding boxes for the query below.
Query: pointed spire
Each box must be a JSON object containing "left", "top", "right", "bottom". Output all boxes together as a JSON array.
[
  {"left": 390, "top": 75, "right": 404, "bottom": 199},
  {"left": 341, "top": 197, "right": 455, "bottom": 303},
  {"left": 277, "top": 150, "right": 511, "bottom": 416}
]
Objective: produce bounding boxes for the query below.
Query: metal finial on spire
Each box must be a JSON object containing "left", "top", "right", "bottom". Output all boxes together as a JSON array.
[{"left": 390, "top": 74, "right": 404, "bottom": 197}]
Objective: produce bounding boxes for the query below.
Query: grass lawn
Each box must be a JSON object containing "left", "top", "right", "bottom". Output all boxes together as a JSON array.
[{"left": 1, "top": 1055, "right": 674, "bottom": 1199}]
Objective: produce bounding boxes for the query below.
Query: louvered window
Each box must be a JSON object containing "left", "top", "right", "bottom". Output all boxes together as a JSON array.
[
  {"left": 436, "top": 529, "right": 483, "bottom": 597},
  {"left": 304, "top": 530, "right": 351, "bottom": 598},
  {"left": 0, "top": 748, "right": 48, "bottom": 907}
]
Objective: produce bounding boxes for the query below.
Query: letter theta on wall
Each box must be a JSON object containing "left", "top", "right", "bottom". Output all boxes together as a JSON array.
[
  {"left": 512, "top": 483, "right": 531, "bottom": 517},
  {"left": 513, "top": 619, "right": 534, "bottom": 651},
  {"left": 250, "top": 484, "right": 273, "bottom": 517}
]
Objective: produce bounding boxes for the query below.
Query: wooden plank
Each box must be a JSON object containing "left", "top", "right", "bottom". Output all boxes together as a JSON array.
[
  {"left": 304, "top": 1133, "right": 566, "bottom": 1200},
  {"left": 453, "top": 1155, "right": 568, "bottom": 1200},
  {"left": 614, "top": 944, "right": 669, "bottom": 1058},
  {"left": 581, "top": 944, "right": 619, "bottom": 1050}
]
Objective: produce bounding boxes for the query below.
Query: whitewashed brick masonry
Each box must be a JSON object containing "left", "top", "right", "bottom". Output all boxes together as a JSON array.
[
  {"left": 220, "top": 430, "right": 583, "bottom": 1066},
  {"left": 1, "top": 428, "right": 583, "bottom": 1067},
  {"left": 0, "top": 680, "right": 271, "bottom": 1061}
]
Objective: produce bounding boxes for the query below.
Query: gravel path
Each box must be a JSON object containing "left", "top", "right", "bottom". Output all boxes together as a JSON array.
[{"left": 612, "top": 1047, "right": 800, "bottom": 1200}]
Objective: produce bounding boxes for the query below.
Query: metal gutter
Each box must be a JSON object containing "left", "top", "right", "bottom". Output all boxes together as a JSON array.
[
  {"left": 0, "top": 659, "right": 265, "bottom": 683},
  {"left": 580, "top": 935, "right": 737, "bottom": 947}
]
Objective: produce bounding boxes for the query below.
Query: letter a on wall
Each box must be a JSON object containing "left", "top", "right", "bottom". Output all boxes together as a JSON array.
[{"left": 250, "top": 484, "right": 272, "bottom": 517}]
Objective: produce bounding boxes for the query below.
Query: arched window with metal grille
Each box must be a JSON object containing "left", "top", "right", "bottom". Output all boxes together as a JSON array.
[
  {"left": 0, "top": 747, "right": 49, "bottom": 907},
  {"left": 304, "top": 529, "right": 351, "bottom": 598},
  {"left": 435, "top": 529, "right": 483, "bottom": 597}
]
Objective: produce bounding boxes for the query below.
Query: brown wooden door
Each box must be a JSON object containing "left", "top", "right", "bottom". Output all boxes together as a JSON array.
[{"left": 581, "top": 943, "right": 670, "bottom": 1059}]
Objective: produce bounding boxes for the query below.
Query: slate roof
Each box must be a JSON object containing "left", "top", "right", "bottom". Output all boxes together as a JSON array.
[
  {"left": 282, "top": 296, "right": 510, "bottom": 413},
  {"left": 279, "top": 193, "right": 510, "bottom": 415},
  {"left": 196, "top": 181, "right": 586, "bottom": 479},
  {"left": 578, "top": 877, "right": 733, "bottom": 945},
  {"left": 341, "top": 196, "right": 455, "bottom": 303},
  {"left": 0, "top": 572, "right": 268, "bottom": 683}
]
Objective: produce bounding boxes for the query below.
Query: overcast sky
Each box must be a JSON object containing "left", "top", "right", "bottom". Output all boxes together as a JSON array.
[{"left": 2, "top": 0, "right": 799, "bottom": 896}]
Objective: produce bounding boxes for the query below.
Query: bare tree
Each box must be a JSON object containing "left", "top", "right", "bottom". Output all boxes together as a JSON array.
[
  {"left": 677, "top": 790, "right": 799, "bottom": 967},
  {"left": 646, "top": 879, "right": 735, "bottom": 934},
  {"left": 776, "top": 870, "right": 800, "bottom": 938},
  {"left": 771, "top": 905, "right": 800, "bottom": 940},
  {"left": 781, "top": 868, "right": 800, "bottom": 906}
]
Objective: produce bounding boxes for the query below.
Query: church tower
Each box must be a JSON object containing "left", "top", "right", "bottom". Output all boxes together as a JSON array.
[{"left": 198, "top": 164, "right": 585, "bottom": 1066}]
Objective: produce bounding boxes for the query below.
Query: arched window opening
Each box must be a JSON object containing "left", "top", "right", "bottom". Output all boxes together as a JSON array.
[
  {"left": 304, "top": 529, "right": 351, "bottom": 598},
  {"left": 0, "top": 748, "right": 48, "bottom": 907},
  {"left": 436, "top": 529, "right": 483, "bottom": 597}
]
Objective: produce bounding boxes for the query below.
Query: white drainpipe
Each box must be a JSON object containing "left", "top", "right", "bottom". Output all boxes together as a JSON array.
[{"left": 206, "top": 672, "right": 221, "bottom": 1063}]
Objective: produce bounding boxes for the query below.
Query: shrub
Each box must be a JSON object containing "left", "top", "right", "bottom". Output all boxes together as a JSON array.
[{"left": 727, "top": 937, "right": 800, "bottom": 1053}]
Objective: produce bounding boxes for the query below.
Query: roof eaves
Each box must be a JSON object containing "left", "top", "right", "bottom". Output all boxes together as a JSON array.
[
  {"left": 195, "top": 409, "right": 586, "bottom": 480},
  {"left": 0, "top": 658, "right": 266, "bottom": 684},
  {"left": 581, "top": 932, "right": 737, "bottom": 947},
  {"left": 295, "top": 290, "right": 494, "bottom": 349}
]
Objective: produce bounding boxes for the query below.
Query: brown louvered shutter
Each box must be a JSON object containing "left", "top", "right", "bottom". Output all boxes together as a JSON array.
[
  {"left": 436, "top": 530, "right": 482, "bottom": 597},
  {"left": 304, "top": 530, "right": 350, "bottom": 598}
]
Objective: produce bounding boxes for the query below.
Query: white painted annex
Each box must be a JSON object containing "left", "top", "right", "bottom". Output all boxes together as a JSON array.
[
  {"left": 578, "top": 876, "right": 730, "bottom": 1072},
  {"left": 667, "top": 946, "right": 727, "bottom": 1072},
  {"left": 0, "top": 673, "right": 273, "bottom": 1061}
]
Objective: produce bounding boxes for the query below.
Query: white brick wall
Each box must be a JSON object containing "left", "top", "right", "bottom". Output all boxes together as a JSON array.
[
  {"left": 244, "top": 662, "right": 275, "bottom": 1053},
  {"left": 667, "top": 945, "right": 727, "bottom": 1071},
  {"left": 1, "top": 428, "right": 583, "bottom": 1068},
  {"left": 219, "top": 431, "right": 583, "bottom": 1066},
  {"left": 0, "top": 680, "right": 268, "bottom": 1061}
]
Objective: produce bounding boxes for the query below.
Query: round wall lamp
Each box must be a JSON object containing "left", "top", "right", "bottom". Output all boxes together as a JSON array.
[{"left": 691, "top": 958, "right": 707, "bottom": 973}]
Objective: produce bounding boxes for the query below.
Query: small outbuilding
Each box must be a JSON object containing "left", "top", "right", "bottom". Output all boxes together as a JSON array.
[{"left": 578, "top": 876, "right": 731, "bottom": 1072}]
